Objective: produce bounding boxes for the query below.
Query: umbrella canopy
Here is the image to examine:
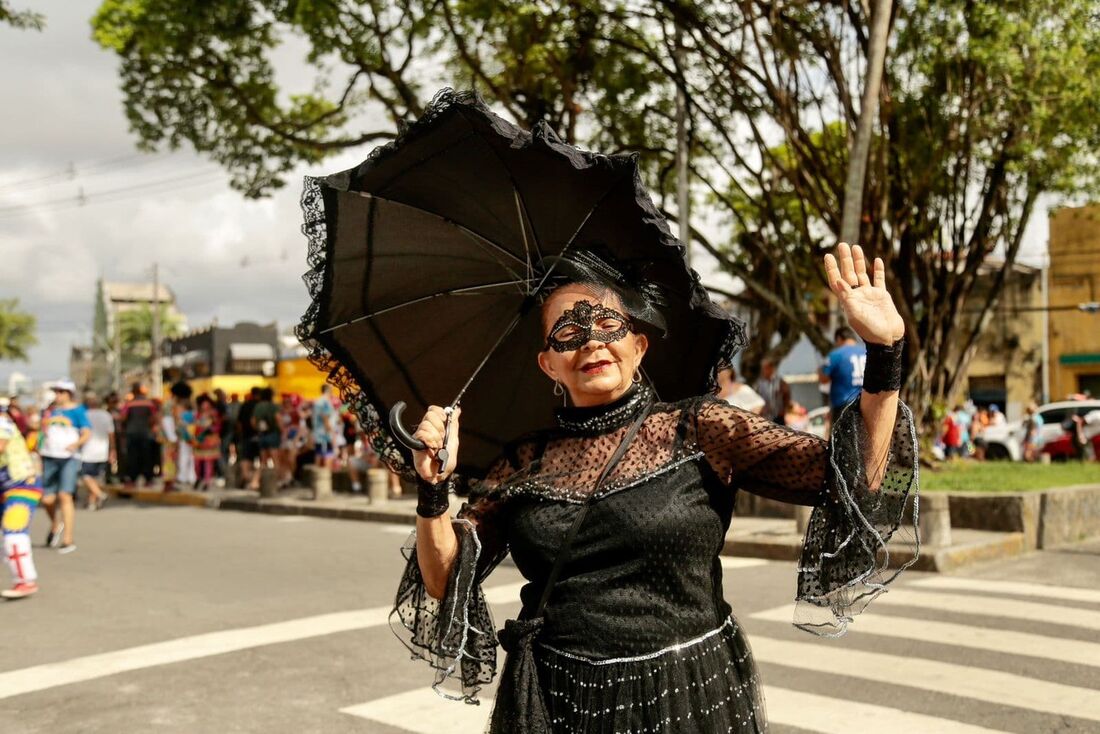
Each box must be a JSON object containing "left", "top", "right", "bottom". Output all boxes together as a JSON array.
[{"left": 297, "top": 90, "right": 745, "bottom": 477}]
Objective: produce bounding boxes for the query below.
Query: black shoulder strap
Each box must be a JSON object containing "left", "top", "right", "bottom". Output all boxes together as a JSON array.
[{"left": 533, "top": 399, "right": 654, "bottom": 617}]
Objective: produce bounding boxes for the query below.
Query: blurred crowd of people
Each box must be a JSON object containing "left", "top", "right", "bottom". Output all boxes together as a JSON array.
[{"left": 0, "top": 379, "right": 401, "bottom": 554}]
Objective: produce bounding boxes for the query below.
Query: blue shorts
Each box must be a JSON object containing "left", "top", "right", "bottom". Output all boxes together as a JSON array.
[
  {"left": 42, "top": 456, "right": 82, "bottom": 495},
  {"left": 314, "top": 438, "right": 334, "bottom": 458},
  {"left": 80, "top": 461, "right": 107, "bottom": 478}
]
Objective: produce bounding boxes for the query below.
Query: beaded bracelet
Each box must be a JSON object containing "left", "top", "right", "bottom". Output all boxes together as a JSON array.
[
  {"left": 416, "top": 475, "right": 453, "bottom": 518},
  {"left": 863, "top": 337, "right": 905, "bottom": 393}
]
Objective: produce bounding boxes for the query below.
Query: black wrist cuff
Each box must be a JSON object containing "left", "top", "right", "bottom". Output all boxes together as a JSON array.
[
  {"left": 863, "top": 338, "right": 905, "bottom": 393},
  {"left": 416, "top": 475, "right": 453, "bottom": 518}
]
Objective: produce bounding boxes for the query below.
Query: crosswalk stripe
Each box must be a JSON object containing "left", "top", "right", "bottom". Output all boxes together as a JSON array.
[
  {"left": 340, "top": 689, "right": 491, "bottom": 732},
  {"left": 764, "top": 686, "right": 1009, "bottom": 734},
  {"left": 751, "top": 604, "right": 1100, "bottom": 669},
  {"left": 752, "top": 636, "right": 1100, "bottom": 722},
  {"left": 911, "top": 576, "right": 1100, "bottom": 604},
  {"left": 873, "top": 589, "right": 1100, "bottom": 631},
  {"left": 0, "top": 607, "right": 389, "bottom": 701},
  {"left": 720, "top": 556, "right": 771, "bottom": 569},
  {"left": 0, "top": 582, "right": 525, "bottom": 701},
  {"left": 339, "top": 686, "right": 1009, "bottom": 734}
]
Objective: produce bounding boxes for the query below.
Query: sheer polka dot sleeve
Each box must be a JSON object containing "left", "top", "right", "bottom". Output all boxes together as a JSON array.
[
  {"left": 696, "top": 395, "right": 920, "bottom": 636},
  {"left": 391, "top": 455, "right": 517, "bottom": 703},
  {"left": 695, "top": 396, "right": 827, "bottom": 506}
]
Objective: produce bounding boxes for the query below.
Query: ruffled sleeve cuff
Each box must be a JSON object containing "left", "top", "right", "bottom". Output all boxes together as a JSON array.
[
  {"left": 390, "top": 518, "right": 498, "bottom": 702},
  {"left": 793, "top": 400, "right": 920, "bottom": 636}
]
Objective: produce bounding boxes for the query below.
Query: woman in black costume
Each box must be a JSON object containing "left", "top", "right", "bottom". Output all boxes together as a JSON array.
[{"left": 394, "top": 243, "right": 917, "bottom": 733}]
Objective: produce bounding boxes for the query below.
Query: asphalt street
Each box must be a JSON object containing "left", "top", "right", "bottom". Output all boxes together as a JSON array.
[{"left": 1, "top": 503, "right": 1098, "bottom": 733}]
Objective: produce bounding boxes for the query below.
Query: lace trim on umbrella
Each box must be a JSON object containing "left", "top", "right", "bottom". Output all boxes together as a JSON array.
[{"left": 295, "top": 87, "right": 749, "bottom": 477}]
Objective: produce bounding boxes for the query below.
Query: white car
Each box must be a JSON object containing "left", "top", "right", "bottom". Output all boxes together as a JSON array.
[
  {"left": 803, "top": 406, "right": 830, "bottom": 439},
  {"left": 980, "top": 400, "right": 1100, "bottom": 461}
]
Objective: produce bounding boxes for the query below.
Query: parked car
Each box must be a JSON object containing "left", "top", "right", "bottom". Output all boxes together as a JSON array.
[
  {"left": 803, "top": 406, "right": 830, "bottom": 439},
  {"left": 981, "top": 400, "right": 1100, "bottom": 461}
]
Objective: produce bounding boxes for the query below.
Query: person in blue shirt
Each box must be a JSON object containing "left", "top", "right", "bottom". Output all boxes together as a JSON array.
[
  {"left": 819, "top": 327, "right": 867, "bottom": 427},
  {"left": 38, "top": 379, "right": 91, "bottom": 554}
]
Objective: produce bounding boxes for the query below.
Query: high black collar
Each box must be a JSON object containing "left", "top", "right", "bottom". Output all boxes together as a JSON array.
[{"left": 554, "top": 384, "right": 652, "bottom": 435}]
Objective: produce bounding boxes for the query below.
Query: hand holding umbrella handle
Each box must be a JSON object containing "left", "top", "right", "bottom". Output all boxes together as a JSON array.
[{"left": 390, "top": 402, "right": 454, "bottom": 474}]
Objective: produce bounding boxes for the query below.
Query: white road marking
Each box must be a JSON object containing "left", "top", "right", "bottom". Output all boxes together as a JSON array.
[
  {"left": 339, "top": 686, "right": 1008, "bottom": 734},
  {"left": 764, "top": 686, "right": 1009, "bottom": 734},
  {"left": 911, "top": 576, "right": 1100, "bottom": 605},
  {"left": 340, "top": 689, "right": 492, "bottom": 732},
  {"left": 873, "top": 589, "right": 1100, "bottom": 631},
  {"left": 752, "top": 604, "right": 1100, "bottom": 669},
  {"left": 274, "top": 516, "right": 312, "bottom": 523},
  {"left": 379, "top": 524, "right": 416, "bottom": 535},
  {"left": 720, "top": 556, "right": 771, "bottom": 569},
  {"left": 752, "top": 636, "right": 1100, "bottom": 722},
  {"left": 0, "top": 581, "right": 526, "bottom": 701}
]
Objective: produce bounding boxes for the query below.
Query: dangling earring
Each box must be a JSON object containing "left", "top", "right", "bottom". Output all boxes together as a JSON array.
[
  {"left": 632, "top": 370, "right": 642, "bottom": 384},
  {"left": 553, "top": 380, "right": 566, "bottom": 406}
]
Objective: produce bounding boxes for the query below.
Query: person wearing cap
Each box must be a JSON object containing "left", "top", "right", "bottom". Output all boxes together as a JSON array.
[
  {"left": 38, "top": 379, "right": 91, "bottom": 554},
  {"left": 0, "top": 414, "right": 43, "bottom": 598}
]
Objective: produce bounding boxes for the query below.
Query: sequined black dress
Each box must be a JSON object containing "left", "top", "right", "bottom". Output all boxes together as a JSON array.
[{"left": 392, "top": 386, "right": 919, "bottom": 733}]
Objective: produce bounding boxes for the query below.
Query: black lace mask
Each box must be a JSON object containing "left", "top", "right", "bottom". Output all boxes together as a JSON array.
[{"left": 545, "top": 301, "right": 633, "bottom": 353}]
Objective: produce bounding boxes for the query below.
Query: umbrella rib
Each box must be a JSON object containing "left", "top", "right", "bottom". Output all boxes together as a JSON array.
[
  {"left": 452, "top": 310, "right": 526, "bottom": 406},
  {"left": 528, "top": 170, "right": 633, "bottom": 299},
  {"left": 315, "top": 279, "right": 532, "bottom": 336},
  {"left": 357, "top": 192, "right": 528, "bottom": 275},
  {"left": 515, "top": 188, "right": 532, "bottom": 287}
]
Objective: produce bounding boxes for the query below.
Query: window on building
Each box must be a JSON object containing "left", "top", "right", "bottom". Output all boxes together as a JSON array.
[
  {"left": 968, "top": 375, "right": 1006, "bottom": 408},
  {"left": 1078, "top": 374, "right": 1100, "bottom": 399},
  {"left": 228, "top": 343, "right": 276, "bottom": 374}
]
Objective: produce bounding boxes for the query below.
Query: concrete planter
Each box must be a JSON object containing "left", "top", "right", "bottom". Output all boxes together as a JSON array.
[
  {"left": 736, "top": 482, "right": 1100, "bottom": 551},
  {"left": 939, "top": 483, "right": 1100, "bottom": 550}
]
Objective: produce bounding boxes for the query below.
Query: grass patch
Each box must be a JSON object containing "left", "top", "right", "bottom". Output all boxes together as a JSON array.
[{"left": 922, "top": 460, "right": 1100, "bottom": 492}]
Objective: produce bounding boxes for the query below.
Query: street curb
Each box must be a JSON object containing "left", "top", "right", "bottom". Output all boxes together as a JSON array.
[
  {"left": 107, "top": 486, "right": 213, "bottom": 508},
  {"left": 106, "top": 485, "right": 1030, "bottom": 572},
  {"left": 216, "top": 496, "right": 417, "bottom": 525}
]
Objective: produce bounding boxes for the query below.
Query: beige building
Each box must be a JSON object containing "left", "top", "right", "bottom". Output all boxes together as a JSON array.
[
  {"left": 1048, "top": 205, "right": 1100, "bottom": 400},
  {"left": 961, "top": 263, "right": 1043, "bottom": 421}
]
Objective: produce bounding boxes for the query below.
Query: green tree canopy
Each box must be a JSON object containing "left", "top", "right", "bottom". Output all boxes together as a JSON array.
[
  {"left": 115, "top": 304, "right": 184, "bottom": 364},
  {"left": 94, "top": 0, "right": 1100, "bottom": 427},
  {"left": 0, "top": 1, "right": 44, "bottom": 30},
  {"left": 0, "top": 299, "right": 37, "bottom": 362}
]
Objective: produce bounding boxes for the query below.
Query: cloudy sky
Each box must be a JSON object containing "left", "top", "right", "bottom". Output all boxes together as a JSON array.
[{"left": 0, "top": 1, "right": 1051, "bottom": 390}]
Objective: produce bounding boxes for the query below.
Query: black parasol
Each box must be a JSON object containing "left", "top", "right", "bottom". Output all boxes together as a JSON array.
[{"left": 297, "top": 90, "right": 745, "bottom": 477}]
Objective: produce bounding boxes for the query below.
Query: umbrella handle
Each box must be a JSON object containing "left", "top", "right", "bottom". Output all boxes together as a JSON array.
[
  {"left": 389, "top": 402, "right": 426, "bottom": 451},
  {"left": 390, "top": 402, "right": 454, "bottom": 476}
]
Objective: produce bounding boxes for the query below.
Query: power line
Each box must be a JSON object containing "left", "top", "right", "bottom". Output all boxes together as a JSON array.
[
  {"left": 0, "top": 170, "right": 226, "bottom": 220},
  {"left": 0, "top": 153, "right": 163, "bottom": 193}
]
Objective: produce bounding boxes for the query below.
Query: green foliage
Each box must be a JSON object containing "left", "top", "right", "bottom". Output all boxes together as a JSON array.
[
  {"left": 0, "top": 1, "right": 44, "bottom": 30},
  {"left": 923, "top": 459, "right": 1100, "bottom": 492},
  {"left": 0, "top": 299, "right": 37, "bottom": 362},
  {"left": 93, "top": 0, "right": 1100, "bottom": 427},
  {"left": 115, "top": 305, "right": 184, "bottom": 361}
]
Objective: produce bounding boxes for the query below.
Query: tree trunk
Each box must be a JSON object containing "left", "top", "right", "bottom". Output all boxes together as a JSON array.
[{"left": 839, "top": 0, "right": 893, "bottom": 246}]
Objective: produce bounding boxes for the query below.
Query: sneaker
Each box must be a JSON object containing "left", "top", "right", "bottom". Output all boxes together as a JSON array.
[
  {"left": 1, "top": 582, "right": 38, "bottom": 599},
  {"left": 47, "top": 523, "right": 64, "bottom": 548},
  {"left": 57, "top": 544, "right": 77, "bottom": 555}
]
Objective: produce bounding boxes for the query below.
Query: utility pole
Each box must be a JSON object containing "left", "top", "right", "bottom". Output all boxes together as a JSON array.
[
  {"left": 151, "top": 262, "right": 162, "bottom": 398},
  {"left": 674, "top": 27, "right": 691, "bottom": 268},
  {"left": 113, "top": 302, "right": 122, "bottom": 393}
]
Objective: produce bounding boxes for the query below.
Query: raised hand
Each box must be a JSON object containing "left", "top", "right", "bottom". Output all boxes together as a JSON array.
[
  {"left": 412, "top": 405, "right": 460, "bottom": 482},
  {"left": 823, "top": 243, "right": 905, "bottom": 346}
]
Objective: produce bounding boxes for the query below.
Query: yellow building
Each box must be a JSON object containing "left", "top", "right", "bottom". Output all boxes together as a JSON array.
[
  {"left": 961, "top": 263, "right": 1043, "bottom": 420},
  {"left": 1048, "top": 205, "right": 1100, "bottom": 400}
]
